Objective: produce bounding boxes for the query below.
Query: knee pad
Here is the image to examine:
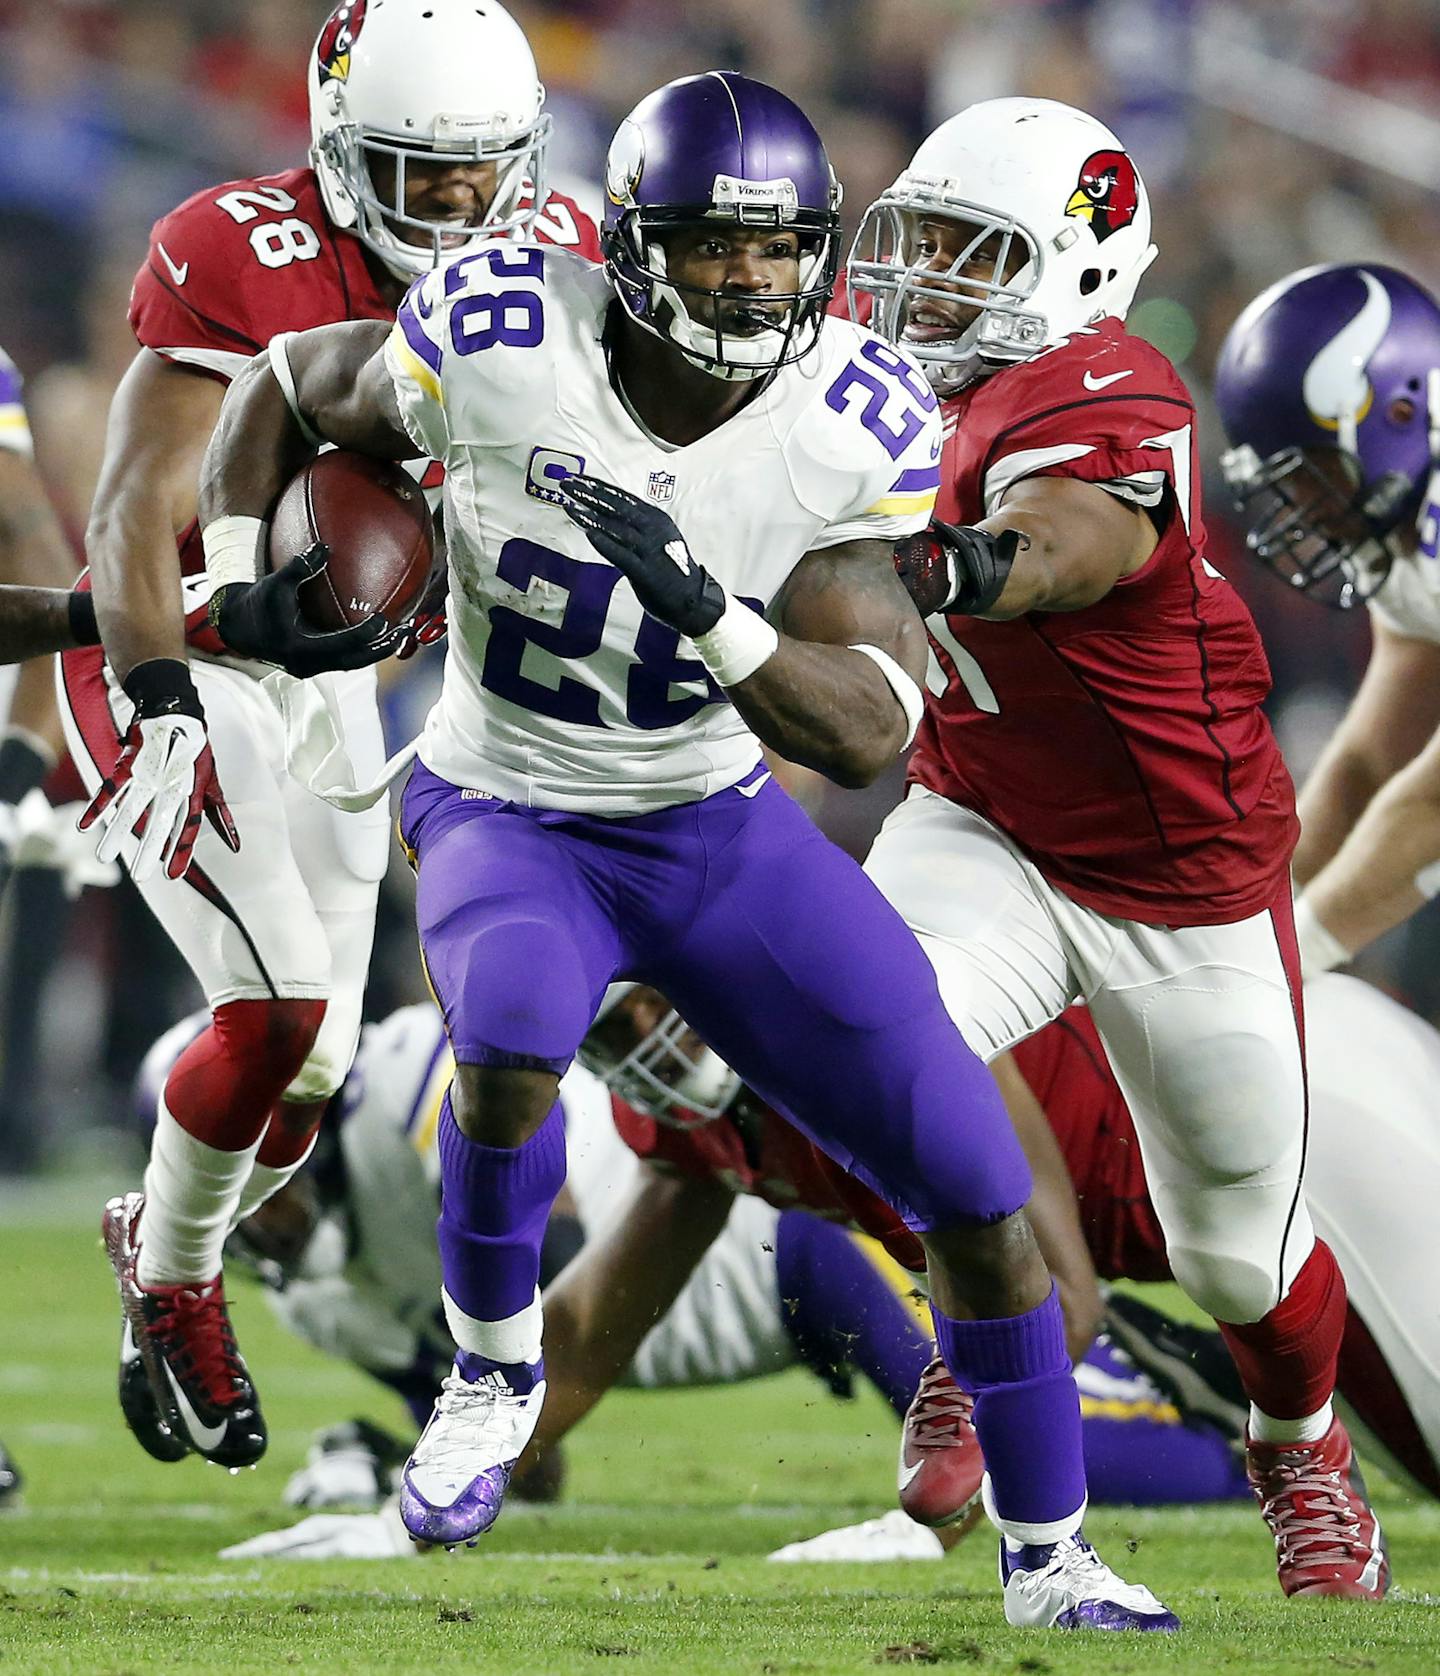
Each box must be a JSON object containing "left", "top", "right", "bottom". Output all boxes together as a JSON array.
[
  {"left": 1167, "top": 1245, "right": 1281, "bottom": 1326},
  {"left": 282, "top": 987, "right": 362, "bottom": 1103}
]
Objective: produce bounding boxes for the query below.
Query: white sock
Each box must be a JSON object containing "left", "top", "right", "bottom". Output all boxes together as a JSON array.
[
  {"left": 135, "top": 1100, "right": 262, "bottom": 1288},
  {"left": 1250, "top": 1400, "right": 1333, "bottom": 1445},
  {"left": 229, "top": 1134, "right": 318, "bottom": 1230},
  {"left": 441, "top": 1286, "right": 544, "bottom": 1367}
]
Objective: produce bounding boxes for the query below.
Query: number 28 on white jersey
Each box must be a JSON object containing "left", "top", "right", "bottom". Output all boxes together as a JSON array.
[{"left": 384, "top": 243, "right": 942, "bottom": 816}]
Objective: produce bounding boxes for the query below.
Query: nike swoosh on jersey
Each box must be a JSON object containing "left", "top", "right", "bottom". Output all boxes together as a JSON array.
[
  {"left": 1081, "top": 369, "right": 1132, "bottom": 391},
  {"left": 736, "top": 772, "right": 772, "bottom": 799},
  {"left": 159, "top": 1358, "right": 228, "bottom": 1451},
  {"left": 157, "top": 243, "right": 190, "bottom": 286}
]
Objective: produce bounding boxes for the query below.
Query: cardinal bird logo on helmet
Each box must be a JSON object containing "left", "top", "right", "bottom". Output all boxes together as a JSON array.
[
  {"left": 1065, "top": 149, "right": 1139, "bottom": 243},
  {"left": 316, "top": 0, "right": 367, "bottom": 85}
]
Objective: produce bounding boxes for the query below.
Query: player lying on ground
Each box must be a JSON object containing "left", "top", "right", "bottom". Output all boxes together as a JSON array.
[
  {"left": 1216, "top": 263, "right": 1440, "bottom": 974},
  {"left": 124, "top": 999, "right": 1248, "bottom": 1561},
  {"left": 188, "top": 70, "right": 1173, "bottom": 1631},
  {"left": 72, "top": 0, "right": 601, "bottom": 1479},
  {"left": 846, "top": 95, "right": 1380, "bottom": 1601}
]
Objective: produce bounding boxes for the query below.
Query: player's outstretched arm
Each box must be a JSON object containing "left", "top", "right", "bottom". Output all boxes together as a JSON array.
[
  {"left": 87, "top": 350, "right": 225, "bottom": 682},
  {"left": 0, "top": 586, "right": 97, "bottom": 664},
  {"left": 1293, "top": 619, "right": 1440, "bottom": 887},
  {"left": 901, "top": 475, "right": 1159, "bottom": 622},
  {"left": 197, "top": 322, "right": 420, "bottom": 677},
  {"left": 990, "top": 1053, "right": 1102, "bottom": 1364},
  {"left": 518, "top": 1167, "right": 735, "bottom": 1467}
]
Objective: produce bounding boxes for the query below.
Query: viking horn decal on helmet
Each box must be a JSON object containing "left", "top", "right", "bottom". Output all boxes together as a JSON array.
[{"left": 1301, "top": 270, "right": 1391, "bottom": 432}]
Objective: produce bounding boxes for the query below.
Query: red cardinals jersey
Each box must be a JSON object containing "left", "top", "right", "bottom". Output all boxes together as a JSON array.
[
  {"left": 908, "top": 319, "right": 1298, "bottom": 925},
  {"left": 128, "top": 165, "right": 602, "bottom": 587},
  {"left": 611, "top": 1097, "right": 926, "bottom": 1275}
]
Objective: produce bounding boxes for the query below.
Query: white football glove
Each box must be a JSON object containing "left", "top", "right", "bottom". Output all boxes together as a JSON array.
[
  {"left": 219, "top": 1502, "right": 415, "bottom": 1562},
  {"left": 79, "top": 661, "right": 239, "bottom": 884},
  {"left": 283, "top": 1419, "right": 407, "bottom": 1510}
]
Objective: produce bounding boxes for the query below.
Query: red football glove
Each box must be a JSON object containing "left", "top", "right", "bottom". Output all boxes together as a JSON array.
[
  {"left": 79, "top": 659, "right": 239, "bottom": 882},
  {"left": 394, "top": 606, "right": 448, "bottom": 662}
]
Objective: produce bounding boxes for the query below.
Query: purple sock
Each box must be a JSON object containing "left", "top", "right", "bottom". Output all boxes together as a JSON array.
[
  {"left": 436, "top": 1093, "right": 566, "bottom": 1327},
  {"left": 932, "top": 1283, "right": 1087, "bottom": 1531}
]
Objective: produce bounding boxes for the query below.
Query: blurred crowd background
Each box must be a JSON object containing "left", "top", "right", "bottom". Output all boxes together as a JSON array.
[{"left": 1, "top": 0, "right": 1439, "bottom": 1171}]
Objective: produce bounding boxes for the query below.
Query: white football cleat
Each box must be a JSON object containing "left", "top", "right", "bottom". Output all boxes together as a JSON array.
[
  {"left": 399, "top": 1359, "right": 547, "bottom": 1547},
  {"left": 1000, "top": 1532, "right": 1180, "bottom": 1631},
  {"left": 768, "top": 1509, "right": 946, "bottom": 1563}
]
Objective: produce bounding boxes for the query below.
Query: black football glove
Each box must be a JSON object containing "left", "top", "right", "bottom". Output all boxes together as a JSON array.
[
  {"left": 560, "top": 476, "right": 725, "bottom": 638},
  {"left": 210, "top": 543, "right": 404, "bottom": 679},
  {"left": 894, "top": 520, "right": 1023, "bottom": 617}
]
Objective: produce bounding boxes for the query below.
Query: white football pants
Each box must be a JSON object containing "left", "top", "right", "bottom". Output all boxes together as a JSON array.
[
  {"left": 60, "top": 655, "right": 388, "bottom": 1101},
  {"left": 864, "top": 787, "right": 1313, "bottom": 1325}
]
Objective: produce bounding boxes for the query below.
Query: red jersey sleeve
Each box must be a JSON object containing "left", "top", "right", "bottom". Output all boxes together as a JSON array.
[
  {"left": 970, "top": 322, "right": 1196, "bottom": 520},
  {"left": 129, "top": 168, "right": 358, "bottom": 383}
]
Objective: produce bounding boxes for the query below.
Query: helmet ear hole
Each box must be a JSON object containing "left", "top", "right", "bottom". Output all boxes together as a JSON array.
[
  {"left": 1107, "top": 268, "right": 1117, "bottom": 282},
  {"left": 1079, "top": 269, "right": 1101, "bottom": 296}
]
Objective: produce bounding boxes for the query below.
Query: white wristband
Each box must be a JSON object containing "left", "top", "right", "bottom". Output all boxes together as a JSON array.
[
  {"left": 1292, "top": 893, "right": 1351, "bottom": 978},
  {"left": 201, "top": 515, "right": 266, "bottom": 590},
  {"left": 849, "top": 642, "right": 926, "bottom": 749},
  {"left": 268, "top": 332, "right": 325, "bottom": 449},
  {"left": 691, "top": 593, "right": 779, "bottom": 688}
]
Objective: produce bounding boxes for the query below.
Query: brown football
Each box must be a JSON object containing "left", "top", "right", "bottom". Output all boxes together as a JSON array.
[{"left": 267, "top": 451, "right": 436, "bottom": 633}]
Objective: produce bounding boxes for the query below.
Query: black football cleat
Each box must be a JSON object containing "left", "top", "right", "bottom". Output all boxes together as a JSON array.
[{"left": 103, "top": 1193, "right": 267, "bottom": 1468}]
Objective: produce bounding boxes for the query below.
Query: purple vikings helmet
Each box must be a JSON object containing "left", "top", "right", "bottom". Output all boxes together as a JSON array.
[
  {"left": 602, "top": 71, "right": 843, "bottom": 382},
  {"left": 1216, "top": 264, "right": 1440, "bottom": 608}
]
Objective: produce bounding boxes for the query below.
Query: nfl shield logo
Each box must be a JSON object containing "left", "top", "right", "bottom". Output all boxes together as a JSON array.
[{"left": 646, "top": 470, "right": 676, "bottom": 502}]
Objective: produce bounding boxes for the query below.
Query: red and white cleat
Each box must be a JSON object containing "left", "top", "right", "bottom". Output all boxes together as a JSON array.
[
  {"left": 1247, "top": 1418, "right": 1389, "bottom": 1599},
  {"left": 102, "top": 1193, "right": 266, "bottom": 1469},
  {"left": 898, "top": 1353, "right": 985, "bottom": 1529}
]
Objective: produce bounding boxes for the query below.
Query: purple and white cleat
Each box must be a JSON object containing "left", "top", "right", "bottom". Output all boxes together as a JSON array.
[
  {"left": 399, "top": 1354, "right": 547, "bottom": 1548},
  {"left": 1000, "top": 1532, "right": 1180, "bottom": 1631}
]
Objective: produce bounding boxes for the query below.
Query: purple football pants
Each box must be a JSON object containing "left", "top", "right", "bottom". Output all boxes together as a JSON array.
[
  {"left": 402, "top": 759, "right": 1029, "bottom": 1234},
  {"left": 401, "top": 760, "right": 1097, "bottom": 1529}
]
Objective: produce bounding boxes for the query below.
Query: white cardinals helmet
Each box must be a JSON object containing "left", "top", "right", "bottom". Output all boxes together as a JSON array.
[
  {"left": 309, "top": 0, "right": 551, "bottom": 279},
  {"left": 849, "top": 97, "right": 1158, "bottom": 393}
]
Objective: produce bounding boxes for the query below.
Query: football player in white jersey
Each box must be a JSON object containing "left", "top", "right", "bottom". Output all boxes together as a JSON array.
[
  {"left": 1217, "top": 264, "right": 1440, "bottom": 971},
  {"left": 184, "top": 70, "right": 1173, "bottom": 1631}
]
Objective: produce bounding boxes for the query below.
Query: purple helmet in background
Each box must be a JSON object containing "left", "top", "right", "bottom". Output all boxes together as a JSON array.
[
  {"left": 1215, "top": 263, "right": 1440, "bottom": 608},
  {"left": 602, "top": 70, "right": 842, "bottom": 382}
]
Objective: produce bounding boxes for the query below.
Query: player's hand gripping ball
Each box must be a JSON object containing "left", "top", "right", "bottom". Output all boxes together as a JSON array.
[{"left": 561, "top": 476, "right": 726, "bottom": 638}]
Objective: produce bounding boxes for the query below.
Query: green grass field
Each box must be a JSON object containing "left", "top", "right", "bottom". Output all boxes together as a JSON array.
[{"left": 3, "top": 1181, "right": 1439, "bottom": 1674}]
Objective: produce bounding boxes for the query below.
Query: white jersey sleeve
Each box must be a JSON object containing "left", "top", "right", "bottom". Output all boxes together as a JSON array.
[
  {"left": 385, "top": 241, "right": 561, "bottom": 459},
  {"left": 0, "top": 346, "right": 34, "bottom": 458},
  {"left": 781, "top": 322, "right": 942, "bottom": 552}
]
